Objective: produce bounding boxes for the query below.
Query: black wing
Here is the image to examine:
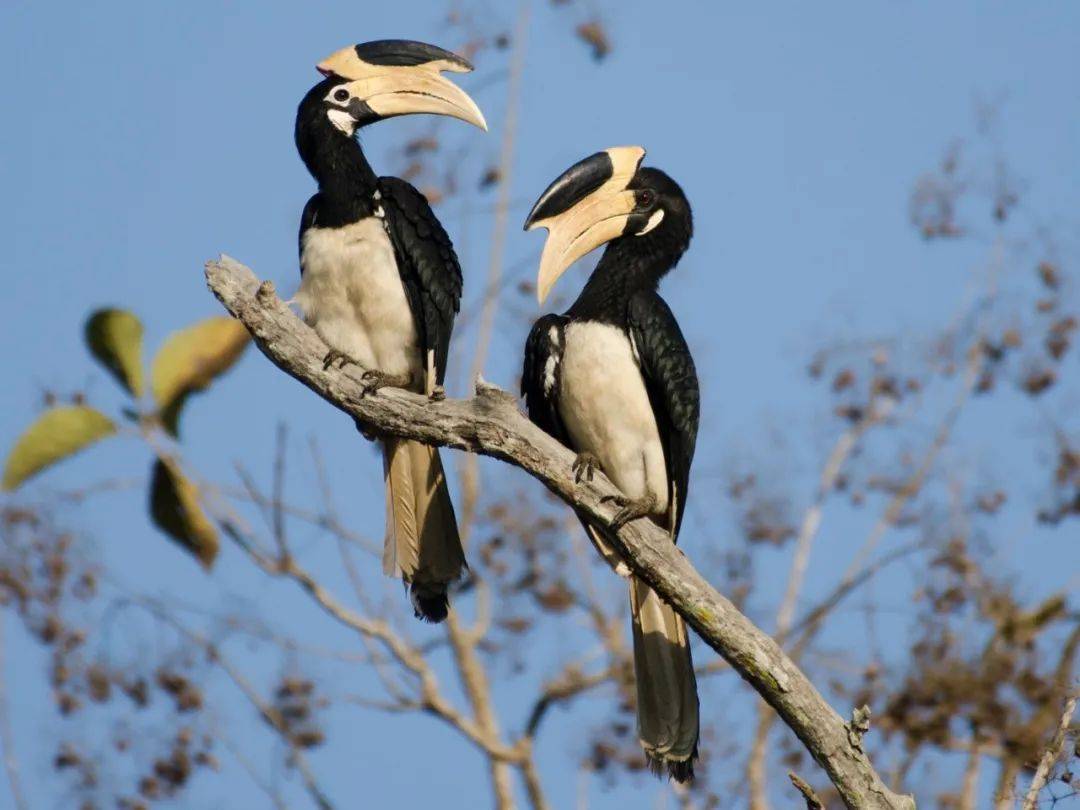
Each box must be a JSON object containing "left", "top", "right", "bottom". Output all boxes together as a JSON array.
[
  {"left": 627, "top": 292, "right": 700, "bottom": 541},
  {"left": 521, "top": 313, "right": 571, "bottom": 446},
  {"left": 298, "top": 193, "right": 321, "bottom": 271},
  {"left": 377, "top": 177, "right": 463, "bottom": 388}
]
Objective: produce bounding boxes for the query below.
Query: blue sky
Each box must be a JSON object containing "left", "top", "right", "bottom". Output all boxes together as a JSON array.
[{"left": 2, "top": 1, "right": 1079, "bottom": 808}]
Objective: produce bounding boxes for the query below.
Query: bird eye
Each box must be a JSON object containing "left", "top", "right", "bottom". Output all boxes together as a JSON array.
[
  {"left": 333, "top": 88, "right": 350, "bottom": 103},
  {"left": 638, "top": 189, "right": 655, "bottom": 207}
]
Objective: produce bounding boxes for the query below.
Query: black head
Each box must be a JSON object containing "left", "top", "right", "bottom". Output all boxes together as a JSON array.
[
  {"left": 295, "top": 42, "right": 487, "bottom": 184},
  {"left": 624, "top": 167, "right": 693, "bottom": 256}
]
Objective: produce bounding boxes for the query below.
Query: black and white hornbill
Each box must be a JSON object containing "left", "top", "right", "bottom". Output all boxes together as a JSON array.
[
  {"left": 521, "top": 147, "right": 701, "bottom": 780},
  {"left": 293, "top": 41, "right": 487, "bottom": 622}
]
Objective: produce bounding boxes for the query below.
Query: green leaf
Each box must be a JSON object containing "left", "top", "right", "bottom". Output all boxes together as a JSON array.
[
  {"left": 151, "top": 317, "right": 250, "bottom": 436},
  {"left": 148, "top": 458, "right": 219, "bottom": 569},
  {"left": 84, "top": 308, "right": 145, "bottom": 397},
  {"left": 2, "top": 406, "right": 116, "bottom": 491}
]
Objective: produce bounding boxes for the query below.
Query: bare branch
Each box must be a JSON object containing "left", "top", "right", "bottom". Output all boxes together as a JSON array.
[
  {"left": 205, "top": 255, "right": 916, "bottom": 809},
  {"left": 0, "top": 614, "right": 27, "bottom": 810},
  {"left": 144, "top": 606, "right": 334, "bottom": 810},
  {"left": 750, "top": 407, "right": 883, "bottom": 810},
  {"left": 519, "top": 744, "right": 551, "bottom": 810},
  {"left": 788, "top": 772, "right": 825, "bottom": 810},
  {"left": 775, "top": 401, "right": 889, "bottom": 639},
  {"left": 219, "top": 730, "right": 291, "bottom": 810},
  {"left": 525, "top": 664, "right": 616, "bottom": 739},
  {"left": 457, "top": 0, "right": 530, "bottom": 539},
  {"left": 444, "top": 610, "right": 516, "bottom": 807},
  {"left": 1021, "top": 689, "right": 1079, "bottom": 810},
  {"left": 959, "top": 742, "right": 980, "bottom": 810},
  {"left": 220, "top": 508, "right": 529, "bottom": 765},
  {"left": 272, "top": 422, "right": 288, "bottom": 561}
]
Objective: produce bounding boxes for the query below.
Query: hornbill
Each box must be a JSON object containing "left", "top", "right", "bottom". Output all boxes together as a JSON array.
[
  {"left": 521, "top": 147, "right": 700, "bottom": 780},
  {"left": 293, "top": 41, "right": 487, "bottom": 622}
]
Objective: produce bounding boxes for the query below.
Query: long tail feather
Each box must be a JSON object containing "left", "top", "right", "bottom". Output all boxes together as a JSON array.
[
  {"left": 630, "top": 576, "right": 699, "bottom": 782},
  {"left": 382, "top": 438, "right": 466, "bottom": 622}
]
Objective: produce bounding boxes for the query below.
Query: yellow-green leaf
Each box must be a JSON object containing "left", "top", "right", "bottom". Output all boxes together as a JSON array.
[
  {"left": 151, "top": 317, "right": 250, "bottom": 436},
  {"left": 148, "top": 458, "right": 219, "bottom": 569},
  {"left": 84, "top": 308, "right": 145, "bottom": 397},
  {"left": 2, "top": 407, "right": 116, "bottom": 491}
]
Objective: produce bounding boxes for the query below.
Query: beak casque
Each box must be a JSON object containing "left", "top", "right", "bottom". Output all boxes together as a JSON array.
[
  {"left": 317, "top": 41, "right": 487, "bottom": 131},
  {"left": 524, "top": 146, "right": 646, "bottom": 304}
]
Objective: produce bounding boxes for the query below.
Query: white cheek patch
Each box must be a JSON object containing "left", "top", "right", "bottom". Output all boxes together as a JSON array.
[
  {"left": 327, "top": 109, "right": 355, "bottom": 134},
  {"left": 636, "top": 208, "right": 665, "bottom": 236}
]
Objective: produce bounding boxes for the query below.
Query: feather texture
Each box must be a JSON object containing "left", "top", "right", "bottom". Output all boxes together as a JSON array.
[
  {"left": 382, "top": 438, "right": 465, "bottom": 622},
  {"left": 630, "top": 576, "right": 699, "bottom": 781}
]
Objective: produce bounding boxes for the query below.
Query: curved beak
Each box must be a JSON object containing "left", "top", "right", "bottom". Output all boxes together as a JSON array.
[
  {"left": 318, "top": 43, "right": 487, "bottom": 131},
  {"left": 524, "top": 146, "right": 645, "bottom": 304}
]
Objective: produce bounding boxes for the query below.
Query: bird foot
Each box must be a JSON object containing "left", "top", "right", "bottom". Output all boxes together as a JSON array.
[
  {"left": 428, "top": 384, "right": 446, "bottom": 402},
  {"left": 322, "top": 349, "right": 356, "bottom": 371},
  {"left": 600, "top": 493, "right": 658, "bottom": 533},
  {"left": 572, "top": 452, "right": 601, "bottom": 484},
  {"left": 359, "top": 369, "right": 412, "bottom": 398}
]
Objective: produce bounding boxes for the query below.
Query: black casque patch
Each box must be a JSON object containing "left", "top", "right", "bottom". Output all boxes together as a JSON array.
[
  {"left": 524, "top": 151, "right": 614, "bottom": 227},
  {"left": 354, "top": 40, "right": 473, "bottom": 71}
]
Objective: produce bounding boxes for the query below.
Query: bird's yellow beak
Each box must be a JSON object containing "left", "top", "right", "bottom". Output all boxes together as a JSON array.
[
  {"left": 524, "top": 146, "right": 645, "bottom": 304},
  {"left": 317, "top": 42, "right": 487, "bottom": 131}
]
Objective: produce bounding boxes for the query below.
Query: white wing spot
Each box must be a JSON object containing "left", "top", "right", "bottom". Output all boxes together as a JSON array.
[{"left": 543, "top": 354, "right": 558, "bottom": 395}]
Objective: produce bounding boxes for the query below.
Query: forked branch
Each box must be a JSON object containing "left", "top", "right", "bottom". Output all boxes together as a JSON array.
[{"left": 205, "top": 255, "right": 915, "bottom": 810}]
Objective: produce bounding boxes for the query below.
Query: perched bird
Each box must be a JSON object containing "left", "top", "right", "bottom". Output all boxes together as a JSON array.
[
  {"left": 293, "top": 41, "right": 487, "bottom": 621},
  {"left": 521, "top": 147, "right": 700, "bottom": 780}
]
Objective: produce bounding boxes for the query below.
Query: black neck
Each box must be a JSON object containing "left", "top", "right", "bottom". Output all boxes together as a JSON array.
[
  {"left": 566, "top": 225, "right": 690, "bottom": 323},
  {"left": 296, "top": 117, "right": 380, "bottom": 225}
]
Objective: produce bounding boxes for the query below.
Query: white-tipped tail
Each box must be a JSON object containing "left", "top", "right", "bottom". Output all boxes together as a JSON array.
[{"left": 382, "top": 438, "right": 466, "bottom": 621}]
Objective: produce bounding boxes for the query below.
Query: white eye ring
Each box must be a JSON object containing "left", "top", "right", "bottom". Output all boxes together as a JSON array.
[
  {"left": 636, "top": 208, "right": 665, "bottom": 236},
  {"left": 326, "top": 87, "right": 351, "bottom": 105}
]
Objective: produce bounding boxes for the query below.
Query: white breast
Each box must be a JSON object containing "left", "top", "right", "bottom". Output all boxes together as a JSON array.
[
  {"left": 295, "top": 218, "right": 421, "bottom": 385},
  {"left": 558, "top": 321, "right": 669, "bottom": 514}
]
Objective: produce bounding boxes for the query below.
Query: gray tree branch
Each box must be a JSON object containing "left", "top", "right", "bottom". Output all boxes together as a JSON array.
[{"left": 205, "top": 255, "right": 916, "bottom": 810}]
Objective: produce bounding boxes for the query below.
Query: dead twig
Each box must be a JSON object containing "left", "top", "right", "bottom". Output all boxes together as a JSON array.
[{"left": 788, "top": 772, "right": 825, "bottom": 809}]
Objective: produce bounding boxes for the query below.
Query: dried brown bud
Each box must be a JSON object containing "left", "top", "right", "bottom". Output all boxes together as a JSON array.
[
  {"left": 1022, "top": 368, "right": 1056, "bottom": 396},
  {"left": 575, "top": 21, "right": 611, "bottom": 61},
  {"left": 832, "top": 369, "right": 855, "bottom": 392},
  {"left": 1037, "top": 261, "right": 1060, "bottom": 290}
]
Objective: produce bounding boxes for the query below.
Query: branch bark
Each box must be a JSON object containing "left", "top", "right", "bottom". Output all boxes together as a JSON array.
[{"left": 205, "top": 255, "right": 915, "bottom": 810}]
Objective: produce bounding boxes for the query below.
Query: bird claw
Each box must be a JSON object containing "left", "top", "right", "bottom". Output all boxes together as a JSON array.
[
  {"left": 358, "top": 369, "right": 410, "bottom": 398},
  {"left": 600, "top": 493, "right": 657, "bottom": 533},
  {"left": 322, "top": 349, "right": 355, "bottom": 371},
  {"left": 572, "top": 452, "right": 600, "bottom": 484},
  {"left": 428, "top": 385, "right": 446, "bottom": 402}
]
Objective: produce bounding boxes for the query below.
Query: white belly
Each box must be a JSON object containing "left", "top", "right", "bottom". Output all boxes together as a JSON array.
[
  {"left": 559, "top": 321, "right": 668, "bottom": 514},
  {"left": 295, "top": 217, "right": 421, "bottom": 385}
]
